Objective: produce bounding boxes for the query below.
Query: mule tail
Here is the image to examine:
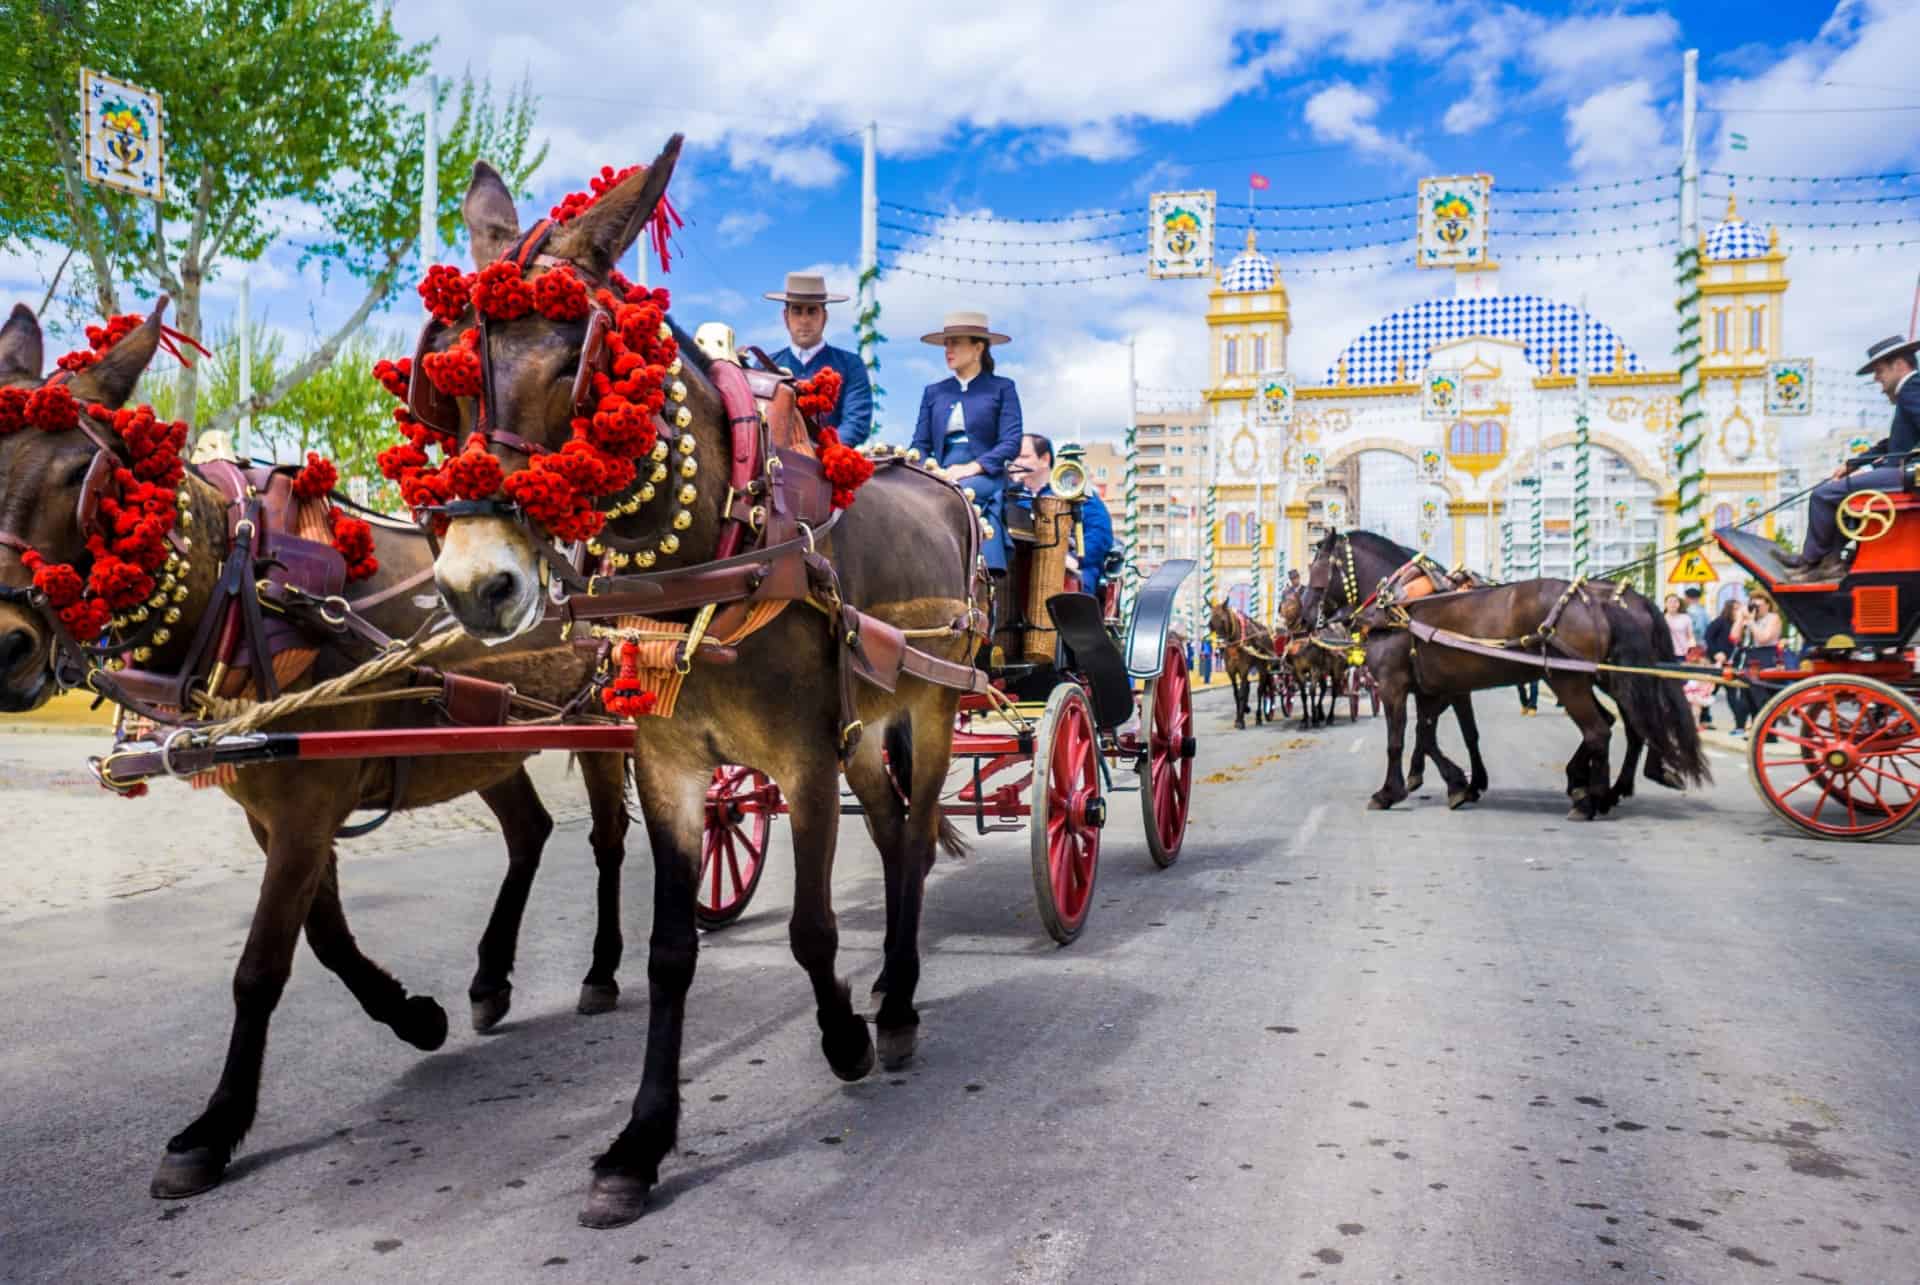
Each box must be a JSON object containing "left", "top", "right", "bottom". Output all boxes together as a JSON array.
[{"left": 1602, "top": 596, "right": 1712, "bottom": 787}]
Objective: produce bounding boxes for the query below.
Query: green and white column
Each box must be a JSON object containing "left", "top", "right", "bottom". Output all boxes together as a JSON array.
[
  {"left": 1571, "top": 297, "right": 1592, "bottom": 578},
  {"left": 1122, "top": 338, "right": 1139, "bottom": 615},
  {"left": 1673, "top": 50, "right": 1707, "bottom": 555},
  {"left": 856, "top": 122, "right": 884, "bottom": 424}
]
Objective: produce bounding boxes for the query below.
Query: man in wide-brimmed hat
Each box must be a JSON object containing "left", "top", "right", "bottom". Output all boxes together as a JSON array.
[
  {"left": 1780, "top": 333, "right": 1920, "bottom": 577},
  {"left": 910, "top": 310, "right": 1024, "bottom": 572},
  {"left": 765, "top": 272, "right": 872, "bottom": 446}
]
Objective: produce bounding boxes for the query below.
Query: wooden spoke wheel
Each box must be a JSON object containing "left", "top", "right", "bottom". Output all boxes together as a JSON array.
[
  {"left": 697, "top": 765, "right": 776, "bottom": 928},
  {"left": 1748, "top": 676, "right": 1920, "bottom": 841},
  {"left": 1140, "top": 637, "right": 1196, "bottom": 869},
  {"left": 1030, "top": 684, "right": 1105, "bottom": 944}
]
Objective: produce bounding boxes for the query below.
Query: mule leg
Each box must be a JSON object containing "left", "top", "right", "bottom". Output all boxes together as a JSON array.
[
  {"left": 467, "top": 767, "right": 555, "bottom": 1033},
  {"left": 783, "top": 755, "right": 876, "bottom": 1083},
  {"left": 1454, "top": 695, "right": 1489, "bottom": 800},
  {"left": 151, "top": 815, "right": 333, "bottom": 1199},
  {"left": 1231, "top": 666, "right": 1247, "bottom": 730},
  {"left": 578, "top": 752, "right": 632, "bottom": 1016},
  {"left": 583, "top": 758, "right": 706, "bottom": 1229},
  {"left": 1548, "top": 677, "right": 1612, "bottom": 820},
  {"left": 1370, "top": 673, "right": 1413, "bottom": 810},
  {"left": 303, "top": 855, "right": 449, "bottom": 1050},
  {"left": 1414, "top": 693, "right": 1472, "bottom": 809}
]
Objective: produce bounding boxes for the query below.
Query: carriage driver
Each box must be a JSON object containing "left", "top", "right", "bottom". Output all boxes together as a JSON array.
[
  {"left": 1009, "top": 434, "right": 1116, "bottom": 596},
  {"left": 1779, "top": 333, "right": 1920, "bottom": 578},
  {"left": 765, "top": 271, "right": 873, "bottom": 446}
]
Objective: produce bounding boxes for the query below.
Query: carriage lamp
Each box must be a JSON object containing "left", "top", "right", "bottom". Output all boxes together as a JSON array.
[
  {"left": 659, "top": 534, "right": 680, "bottom": 555},
  {"left": 677, "top": 483, "right": 697, "bottom": 506}
]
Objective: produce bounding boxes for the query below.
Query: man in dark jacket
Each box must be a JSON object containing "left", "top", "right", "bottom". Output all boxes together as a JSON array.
[
  {"left": 1780, "top": 334, "right": 1920, "bottom": 576},
  {"left": 765, "top": 272, "right": 873, "bottom": 446}
]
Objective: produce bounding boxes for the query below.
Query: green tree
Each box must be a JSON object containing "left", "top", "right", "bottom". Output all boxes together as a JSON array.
[{"left": 0, "top": 0, "right": 543, "bottom": 432}]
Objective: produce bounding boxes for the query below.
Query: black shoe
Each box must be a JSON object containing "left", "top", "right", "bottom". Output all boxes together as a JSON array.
[{"left": 1775, "top": 551, "right": 1821, "bottom": 570}]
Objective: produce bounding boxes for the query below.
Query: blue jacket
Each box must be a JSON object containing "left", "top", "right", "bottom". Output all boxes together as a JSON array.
[
  {"left": 768, "top": 343, "right": 873, "bottom": 446},
  {"left": 910, "top": 373, "right": 1023, "bottom": 476},
  {"left": 1866, "top": 372, "right": 1920, "bottom": 464}
]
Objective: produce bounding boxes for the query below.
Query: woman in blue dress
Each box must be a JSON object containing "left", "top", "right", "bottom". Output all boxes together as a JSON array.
[{"left": 909, "top": 311, "right": 1022, "bottom": 572}]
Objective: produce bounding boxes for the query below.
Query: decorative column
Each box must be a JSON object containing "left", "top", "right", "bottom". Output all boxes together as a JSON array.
[
  {"left": 1122, "top": 337, "right": 1139, "bottom": 614},
  {"left": 1673, "top": 49, "right": 1707, "bottom": 556},
  {"left": 856, "top": 121, "right": 883, "bottom": 424},
  {"left": 1571, "top": 297, "right": 1592, "bottom": 577}
]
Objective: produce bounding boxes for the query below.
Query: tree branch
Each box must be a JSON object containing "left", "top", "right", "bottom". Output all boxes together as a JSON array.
[
  {"left": 45, "top": 101, "right": 119, "bottom": 317},
  {"left": 201, "top": 236, "right": 415, "bottom": 439},
  {"left": 37, "top": 246, "right": 76, "bottom": 315}
]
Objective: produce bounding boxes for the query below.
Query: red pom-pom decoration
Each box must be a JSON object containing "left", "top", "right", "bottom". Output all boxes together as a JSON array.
[
  {"left": 372, "top": 357, "right": 412, "bottom": 400},
  {"left": 531, "top": 265, "right": 591, "bottom": 321},
  {"left": 422, "top": 328, "right": 483, "bottom": 397},
  {"left": 328, "top": 510, "right": 379, "bottom": 581},
  {"left": 419, "top": 265, "right": 472, "bottom": 325},
  {"left": 292, "top": 451, "right": 338, "bottom": 500},
  {"left": 472, "top": 261, "right": 534, "bottom": 320},
  {"left": 25, "top": 384, "right": 78, "bottom": 432},
  {"left": 601, "top": 640, "right": 660, "bottom": 719},
  {"left": 446, "top": 434, "right": 506, "bottom": 501},
  {"left": 0, "top": 387, "right": 27, "bottom": 435}
]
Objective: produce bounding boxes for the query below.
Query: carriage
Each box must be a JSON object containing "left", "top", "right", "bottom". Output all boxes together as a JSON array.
[
  {"left": 1717, "top": 485, "right": 1920, "bottom": 840},
  {"left": 698, "top": 465, "right": 1197, "bottom": 943}
]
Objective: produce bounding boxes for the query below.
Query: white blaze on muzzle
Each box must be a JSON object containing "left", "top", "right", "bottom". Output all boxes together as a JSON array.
[{"left": 433, "top": 516, "right": 544, "bottom": 641}]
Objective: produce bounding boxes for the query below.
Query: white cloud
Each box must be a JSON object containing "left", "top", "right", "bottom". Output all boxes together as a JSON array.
[
  {"left": 1565, "top": 79, "right": 1668, "bottom": 176},
  {"left": 714, "top": 211, "right": 771, "bottom": 248},
  {"left": 1302, "top": 82, "right": 1427, "bottom": 169}
]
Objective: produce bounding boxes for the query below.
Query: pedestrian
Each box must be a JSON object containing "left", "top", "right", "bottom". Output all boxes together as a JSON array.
[
  {"left": 1703, "top": 598, "right": 1747, "bottom": 732},
  {"left": 1200, "top": 636, "right": 1214, "bottom": 685},
  {"left": 1663, "top": 593, "right": 1696, "bottom": 655},
  {"left": 1682, "top": 645, "right": 1716, "bottom": 727},
  {"left": 1683, "top": 586, "right": 1710, "bottom": 649},
  {"left": 1516, "top": 677, "right": 1539, "bottom": 716},
  {"left": 1734, "top": 592, "right": 1784, "bottom": 738}
]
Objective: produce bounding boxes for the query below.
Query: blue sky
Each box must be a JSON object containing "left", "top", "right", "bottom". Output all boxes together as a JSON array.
[{"left": 8, "top": 0, "right": 1918, "bottom": 444}]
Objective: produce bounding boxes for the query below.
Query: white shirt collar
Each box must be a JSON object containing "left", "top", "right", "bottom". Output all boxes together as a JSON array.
[
  {"left": 955, "top": 372, "right": 975, "bottom": 392},
  {"left": 790, "top": 340, "right": 826, "bottom": 366}
]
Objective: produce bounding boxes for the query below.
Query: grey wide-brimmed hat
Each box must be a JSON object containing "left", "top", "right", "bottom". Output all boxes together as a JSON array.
[
  {"left": 921, "top": 310, "right": 1012, "bottom": 346},
  {"left": 1856, "top": 333, "right": 1920, "bottom": 375},
  {"left": 764, "top": 271, "right": 848, "bottom": 305}
]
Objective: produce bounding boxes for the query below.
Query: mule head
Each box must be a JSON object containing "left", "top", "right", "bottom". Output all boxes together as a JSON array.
[
  {"left": 432, "top": 136, "right": 698, "bottom": 640},
  {"left": 0, "top": 309, "right": 166, "bottom": 710}
]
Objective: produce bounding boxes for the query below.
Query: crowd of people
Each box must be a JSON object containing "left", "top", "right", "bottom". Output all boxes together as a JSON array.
[{"left": 1664, "top": 585, "right": 1789, "bottom": 735}]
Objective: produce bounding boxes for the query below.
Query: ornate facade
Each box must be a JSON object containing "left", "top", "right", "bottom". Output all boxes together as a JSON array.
[{"left": 1202, "top": 192, "right": 1794, "bottom": 618}]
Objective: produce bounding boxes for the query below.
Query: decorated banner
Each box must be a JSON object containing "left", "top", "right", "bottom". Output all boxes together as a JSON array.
[
  {"left": 1149, "top": 190, "right": 1216, "bottom": 279},
  {"left": 1765, "top": 358, "right": 1812, "bottom": 417},
  {"left": 1417, "top": 447, "right": 1444, "bottom": 481},
  {"left": 1420, "top": 498, "right": 1440, "bottom": 523},
  {"left": 1256, "top": 370, "right": 1295, "bottom": 427},
  {"left": 1613, "top": 499, "right": 1631, "bottom": 522},
  {"left": 1322, "top": 497, "right": 1346, "bottom": 529},
  {"left": 1298, "top": 448, "right": 1324, "bottom": 485},
  {"left": 81, "top": 69, "right": 164, "bottom": 200},
  {"left": 1423, "top": 368, "right": 1461, "bottom": 420},
  {"left": 1416, "top": 174, "right": 1491, "bottom": 268},
  {"left": 1848, "top": 434, "right": 1872, "bottom": 455}
]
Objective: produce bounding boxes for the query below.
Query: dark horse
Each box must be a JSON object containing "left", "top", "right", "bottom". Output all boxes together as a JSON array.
[
  {"left": 0, "top": 304, "right": 635, "bottom": 1199},
  {"left": 1276, "top": 592, "right": 1349, "bottom": 728},
  {"left": 1344, "top": 558, "right": 1710, "bottom": 818},
  {"left": 427, "top": 138, "right": 985, "bottom": 1227},
  {"left": 1207, "top": 599, "right": 1279, "bottom": 730}
]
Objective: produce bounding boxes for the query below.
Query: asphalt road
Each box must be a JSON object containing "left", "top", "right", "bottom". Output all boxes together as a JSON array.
[{"left": 2, "top": 692, "right": 1917, "bottom": 1284}]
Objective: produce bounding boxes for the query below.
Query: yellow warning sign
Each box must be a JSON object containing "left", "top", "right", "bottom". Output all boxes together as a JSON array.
[{"left": 1668, "top": 550, "right": 1718, "bottom": 584}]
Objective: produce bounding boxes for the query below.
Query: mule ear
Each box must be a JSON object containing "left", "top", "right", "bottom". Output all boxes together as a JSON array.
[
  {"left": 66, "top": 298, "right": 167, "bottom": 410},
  {"left": 0, "top": 303, "right": 43, "bottom": 381},
  {"left": 550, "top": 134, "right": 682, "bottom": 278},
  {"left": 463, "top": 161, "right": 522, "bottom": 267}
]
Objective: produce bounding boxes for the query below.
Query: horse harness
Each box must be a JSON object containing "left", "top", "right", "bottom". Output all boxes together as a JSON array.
[{"left": 408, "top": 222, "right": 992, "bottom": 757}]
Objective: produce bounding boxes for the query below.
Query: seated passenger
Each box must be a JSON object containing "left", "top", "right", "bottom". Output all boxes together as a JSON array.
[
  {"left": 1779, "top": 334, "right": 1920, "bottom": 577},
  {"left": 1009, "top": 434, "right": 1116, "bottom": 596},
  {"left": 910, "top": 311, "right": 1022, "bottom": 573}
]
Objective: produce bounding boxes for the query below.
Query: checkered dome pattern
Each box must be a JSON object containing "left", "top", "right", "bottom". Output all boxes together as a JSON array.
[
  {"left": 1221, "top": 249, "right": 1276, "bottom": 294},
  {"left": 1706, "top": 217, "right": 1770, "bottom": 262},
  {"left": 1324, "top": 294, "right": 1645, "bottom": 386}
]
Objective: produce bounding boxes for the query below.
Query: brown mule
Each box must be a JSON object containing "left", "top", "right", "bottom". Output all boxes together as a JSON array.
[
  {"left": 1206, "top": 599, "right": 1279, "bottom": 729},
  {"left": 423, "top": 137, "right": 987, "bottom": 1227},
  {"left": 0, "top": 304, "right": 635, "bottom": 1200}
]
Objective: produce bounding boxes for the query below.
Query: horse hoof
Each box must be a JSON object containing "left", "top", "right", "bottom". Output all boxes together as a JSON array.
[
  {"left": 1406, "top": 773, "right": 1425, "bottom": 792},
  {"left": 577, "top": 982, "right": 620, "bottom": 1016},
  {"left": 876, "top": 1025, "right": 918, "bottom": 1071},
  {"left": 579, "top": 1172, "right": 651, "bottom": 1229},
  {"left": 1467, "top": 788, "right": 1484, "bottom": 803},
  {"left": 470, "top": 987, "right": 511, "bottom": 1034},
  {"left": 829, "top": 1033, "right": 876, "bottom": 1083},
  {"left": 150, "top": 1147, "right": 226, "bottom": 1200},
  {"left": 1568, "top": 786, "right": 1588, "bottom": 803},
  {"left": 397, "top": 996, "right": 449, "bottom": 1051},
  {"left": 1447, "top": 790, "right": 1472, "bottom": 811},
  {"left": 1367, "top": 795, "right": 1395, "bottom": 811}
]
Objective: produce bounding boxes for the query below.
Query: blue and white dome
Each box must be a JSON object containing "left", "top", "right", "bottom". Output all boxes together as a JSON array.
[
  {"left": 1326, "top": 294, "right": 1644, "bottom": 386},
  {"left": 1220, "top": 230, "right": 1276, "bottom": 293},
  {"left": 1705, "top": 196, "right": 1771, "bottom": 261}
]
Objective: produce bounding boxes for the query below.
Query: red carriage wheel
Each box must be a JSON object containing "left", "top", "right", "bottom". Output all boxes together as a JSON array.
[
  {"left": 1748, "top": 676, "right": 1920, "bottom": 841},
  {"left": 1140, "top": 636, "right": 1195, "bottom": 868},
  {"left": 697, "top": 765, "right": 776, "bottom": 928},
  {"left": 1279, "top": 671, "right": 1295, "bottom": 718},
  {"left": 1030, "top": 684, "right": 1105, "bottom": 944}
]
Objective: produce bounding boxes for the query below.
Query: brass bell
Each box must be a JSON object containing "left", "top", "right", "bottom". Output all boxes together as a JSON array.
[
  {"left": 650, "top": 463, "right": 668, "bottom": 483},
  {"left": 651, "top": 439, "right": 669, "bottom": 463},
  {"left": 668, "top": 357, "right": 683, "bottom": 377},
  {"left": 635, "top": 549, "right": 657, "bottom": 568},
  {"left": 611, "top": 551, "right": 632, "bottom": 569},
  {"left": 163, "top": 607, "right": 181, "bottom": 625},
  {"left": 659, "top": 533, "right": 680, "bottom": 554},
  {"left": 677, "top": 483, "right": 697, "bottom": 505},
  {"left": 673, "top": 406, "right": 692, "bottom": 429},
  {"left": 679, "top": 457, "right": 698, "bottom": 479},
  {"left": 152, "top": 628, "right": 172, "bottom": 646},
  {"left": 670, "top": 380, "right": 688, "bottom": 403},
  {"left": 130, "top": 607, "right": 150, "bottom": 623},
  {"left": 672, "top": 509, "right": 692, "bottom": 531},
  {"left": 676, "top": 433, "right": 696, "bottom": 455},
  {"left": 638, "top": 484, "right": 656, "bottom": 503},
  {"left": 132, "top": 646, "right": 153, "bottom": 662},
  {"left": 171, "top": 584, "right": 189, "bottom": 603}
]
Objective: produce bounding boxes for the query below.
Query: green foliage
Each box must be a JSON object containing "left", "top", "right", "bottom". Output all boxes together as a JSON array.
[{"left": 0, "top": 0, "right": 543, "bottom": 422}]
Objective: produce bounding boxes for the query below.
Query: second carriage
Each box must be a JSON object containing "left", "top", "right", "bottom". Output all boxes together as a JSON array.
[{"left": 697, "top": 461, "right": 1197, "bottom": 943}]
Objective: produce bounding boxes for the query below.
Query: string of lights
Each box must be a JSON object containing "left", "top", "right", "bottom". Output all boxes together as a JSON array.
[
  {"left": 1704, "top": 168, "right": 1920, "bottom": 183},
  {"left": 1703, "top": 189, "right": 1920, "bottom": 206}
]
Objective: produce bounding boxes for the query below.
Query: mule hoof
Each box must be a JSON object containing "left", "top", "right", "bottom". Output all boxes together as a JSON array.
[
  {"left": 1447, "top": 790, "right": 1472, "bottom": 811},
  {"left": 1568, "top": 786, "right": 1588, "bottom": 803},
  {"left": 398, "top": 996, "right": 449, "bottom": 1051},
  {"left": 1406, "top": 773, "right": 1425, "bottom": 793},
  {"left": 150, "top": 1147, "right": 225, "bottom": 1200},
  {"left": 1467, "top": 788, "right": 1484, "bottom": 803},
  {"left": 876, "top": 1025, "right": 918, "bottom": 1071},
  {"left": 1367, "top": 795, "right": 1395, "bottom": 811},
  {"left": 826, "top": 1025, "right": 876, "bottom": 1083},
  {"left": 1568, "top": 804, "right": 1598, "bottom": 821},
  {"left": 470, "top": 987, "right": 512, "bottom": 1034},
  {"left": 579, "top": 1172, "right": 651, "bottom": 1229},
  {"left": 577, "top": 982, "right": 620, "bottom": 1016}
]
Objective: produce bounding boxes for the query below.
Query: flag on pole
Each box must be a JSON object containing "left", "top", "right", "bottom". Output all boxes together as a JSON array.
[{"left": 1249, "top": 173, "right": 1270, "bottom": 190}]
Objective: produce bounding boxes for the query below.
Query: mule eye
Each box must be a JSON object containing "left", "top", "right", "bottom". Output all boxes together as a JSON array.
[{"left": 62, "top": 458, "right": 92, "bottom": 488}]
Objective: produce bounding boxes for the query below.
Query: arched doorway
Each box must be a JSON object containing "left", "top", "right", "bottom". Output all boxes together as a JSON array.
[
  {"left": 1349, "top": 450, "right": 1454, "bottom": 566},
  {"left": 1510, "top": 442, "right": 1659, "bottom": 578}
]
